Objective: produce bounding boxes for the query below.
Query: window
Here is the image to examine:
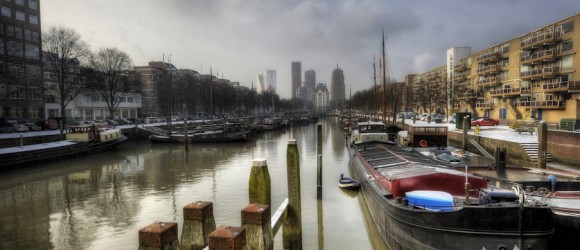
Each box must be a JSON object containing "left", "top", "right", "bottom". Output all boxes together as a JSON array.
[
  {"left": 0, "top": 84, "right": 6, "bottom": 98},
  {"left": 25, "top": 44, "right": 39, "bottom": 59},
  {"left": 7, "top": 41, "right": 23, "bottom": 57},
  {"left": 9, "top": 85, "right": 25, "bottom": 99},
  {"left": 127, "top": 97, "right": 134, "bottom": 102},
  {"left": 29, "top": 15, "right": 38, "bottom": 25},
  {"left": 15, "top": 0, "right": 24, "bottom": 5},
  {"left": 31, "top": 32, "right": 39, "bottom": 42},
  {"left": 0, "top": 24, "right": 3, "bottom": 35},
  {"left": 10, "top": 107, "right": 25, "bottom": 117},
  {"left": 15, "top": 11, "right": 25, "bottom": 21},
  {"left": 24, "top": 30, "right": 31, "bottom": 41},
  {"left": 562, "top": 21, "right": 573, "bottom": 33},
  {"left": 502, "top": 44, "right": 510, "bottom": 53},
  {"left": 1, "top": 6, "right": 11, "bottom": 17},
  {"left": 562, "top": 40, "right": 573, "bottom": 51},
  {"left": 0, "top": 39, "right": 4, "bottom": 55},
  {"left": 14, "top": 27, "right": 22, "bottom": 39},
  {"left": 27, "top": 65, "right": 40, "bottom": 79},
  {"left": 561, "top": 55, "right": 573, "bottom": 69},
  {"left": 27, "top": 87, "right": 41, "bottom": 99},
  {"left": 45, "top": 95, "right": 56, "bottom": 103},
  {"left": 6, "top": 25, "right": 13, "bottom": 36},
  {"left": 29, "top": 108, "right": 42, "bottom": 119},
  {"left": 29, "top": 0, "right": 38, "bottom": 10}
]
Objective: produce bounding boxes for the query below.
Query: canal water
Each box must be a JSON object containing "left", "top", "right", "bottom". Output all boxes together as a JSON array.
[{"left": 0, "top": 118, "right": 388, "bottom": 249}]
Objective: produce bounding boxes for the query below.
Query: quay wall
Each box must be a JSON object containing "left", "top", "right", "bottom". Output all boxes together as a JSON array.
[
  {"left": 546, "top": 130, "right": 580, "bottom": 166},
  {"left": 448, "top": 131, "right": 533, "bottom": 167},
  {"left": 449, "top": 130, "right": 580, "bottom": 167},
  {"left": 0, "top": 134, "right": 62, "bottom": 148}
]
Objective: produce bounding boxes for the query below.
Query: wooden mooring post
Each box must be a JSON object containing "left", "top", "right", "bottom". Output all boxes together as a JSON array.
[
  {"left": 462, "top": 115, "right": 470, "bottom": 150},
  {"left": 138, "top": 222, "right": 180, "bottom": 250},
  {"left": 284, "top": 139, "right": 303, "bottom": 249},
  {"left": 537, "top": 121, "right": 547, "bottom": 169},
  {"left": 181, "top": 201, "right": 216, "bottom": 249},
  {"left": 208, "top": 225, "right": 247, "bottom": 250},
  {"left": 249, "top": 158, "right": 271, "bottom": 206},
  {"left": 241, "top": 204, "right": 273, "bottom": 250},
  {"left": 316, "top": 123, "right": 323, "bottom": 199}
]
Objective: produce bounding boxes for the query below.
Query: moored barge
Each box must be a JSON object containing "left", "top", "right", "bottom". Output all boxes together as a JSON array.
[
  {"left": 0, "top": 125, "right": 127, "bottom": 171},
  {"left": 347, "top": 121, "right": 554, "bottom": 250}
]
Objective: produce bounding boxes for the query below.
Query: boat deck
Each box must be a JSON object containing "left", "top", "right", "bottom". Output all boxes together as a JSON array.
[{"left": 0, "top": 140, "right": 77, "bottom": 155}]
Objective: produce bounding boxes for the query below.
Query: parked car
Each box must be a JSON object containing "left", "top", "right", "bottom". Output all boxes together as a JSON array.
[
  {"left": 471, "top": 117, "right": 499, "bottom": 126},
  {"left": 23, "top": 122, "right": 42, "bottom": 131},
  {"left": 114, "top": 118, "right": 132, "bottom": 125},
  {"left": 1, "top": 124, "right": 30, "bottom": 133},
  {"left": 106, "top": 119, "right": 119, "bottom": 127}
]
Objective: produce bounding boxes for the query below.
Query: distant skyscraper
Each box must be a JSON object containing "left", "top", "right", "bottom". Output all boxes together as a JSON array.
[
  {"left": 304, "top": 69, "right": 316, "bottom": 102},
  {"left": 291, "top": 61, "right": 301, "bottom": 99},
  {"left": 255, "top": 74, "right": 265, "bottom": 93},
  {"left": 265, "top": 70, "right": 276, "bottom": 93},
  {"left": 331, "top": 66, "right": 345, "bottom": 108}
]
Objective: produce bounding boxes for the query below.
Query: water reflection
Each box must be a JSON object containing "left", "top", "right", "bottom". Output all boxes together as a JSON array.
[{"left": 0, "top": 118, "right": 386, "bottom": 249}]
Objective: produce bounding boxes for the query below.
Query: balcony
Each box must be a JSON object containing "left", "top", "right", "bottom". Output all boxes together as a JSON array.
[
  {"left": 520, "top": 31, "right": 561, "bottom": 50},
  {"left": 458, "top": 92, "right": 479, "bottom": 100},
  {"left": 542, "top": 81, "right": 580, "bottom": 93},
  {"left": 453, "top": 63, "right": 467, "bottom": 72},
  {"left": 477, "top": 77, "right": 501, "bottom": 87},
  {"left": 477, "top": 64, "right": 501, "bottom": 75},
  {"left": 453, "top": 73, "right": 466, "bottom": 82},
  {"left": 516, "top": 100, "right": 565, "bottom": 109},
  {"left": 521, "top": 67, "right": 559, "bottom": 80},
  {"left": 477, "top": 52, "right": 501, "bottom": 63},
  {"left": 476, "top": 102, "right": 494, "bottom": 109},
  {"left": 520, "top": 50, "right": 558, "bottom": 65},
  {"left": 489, "top": 87, "right": 532, "bottom": 97}
]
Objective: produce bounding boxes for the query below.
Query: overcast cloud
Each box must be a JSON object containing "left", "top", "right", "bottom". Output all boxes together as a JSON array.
[{"left": 41, "top": 0, "right": 580, "bottom": 98}]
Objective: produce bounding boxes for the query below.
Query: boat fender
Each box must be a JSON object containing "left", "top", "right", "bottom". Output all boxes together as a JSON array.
[
  {"left": 419, "top": 139, "right": 428, "bottom": 147},
  {"left": 548, "top": 175, "right": 557, "bottom": 193}
]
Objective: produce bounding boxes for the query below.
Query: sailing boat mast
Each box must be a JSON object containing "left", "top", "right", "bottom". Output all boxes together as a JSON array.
[
  {"left": 382, "top": 30, "right": 387, "bottom": 124},
  {"left": 373, "top": 54, "right": 378, "bottom": 121}
]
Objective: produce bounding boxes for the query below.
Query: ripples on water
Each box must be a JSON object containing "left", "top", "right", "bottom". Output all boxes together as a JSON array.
[{"left": 0, "top": 118, "right": 387, "bottom": 249}]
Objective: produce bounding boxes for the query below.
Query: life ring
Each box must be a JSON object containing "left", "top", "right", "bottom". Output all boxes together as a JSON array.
[{"left": 419, "top": 139, "right": 428, "bottom": 147}]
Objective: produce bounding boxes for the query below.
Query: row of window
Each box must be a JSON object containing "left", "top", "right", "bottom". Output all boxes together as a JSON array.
[
  {"left": 1, "top": 24, "right": 41, "bottom": 43},
  {"left": 0, "top": 84, "right": 42, "bottom": 99},
  {"left": 0, "top": 39, "right": 40, "bottom": 59},
  {"left": 0, "top": 107, "right": 42, "bottom": 119},
  {"left": 0, "top": 63, "right": 41, "bottom": 79},
  {"left": 0, "top": 5, "right": 39, "bottom": 24},
  {"left": 2, "top": 0, "right": 38, "bottom": 10}
]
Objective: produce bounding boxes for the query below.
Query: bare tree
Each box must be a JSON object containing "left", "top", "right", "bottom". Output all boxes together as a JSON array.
[
  {"left": 42, "top": 26, "right": 91, "bottom": 117},
  {"left": 87, "top": 47, "right": 135, "bottom": 119}
]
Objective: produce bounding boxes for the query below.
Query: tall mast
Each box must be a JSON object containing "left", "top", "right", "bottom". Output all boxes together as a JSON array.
[
  {"left": 373, "top": 54, "right": 378, "bottom": 121},
  {"left": 210, "top": 68, "right": 213, "bottom": 116},
  {"left": 382, "top": 30, "right": 387, "bottom": 124}
]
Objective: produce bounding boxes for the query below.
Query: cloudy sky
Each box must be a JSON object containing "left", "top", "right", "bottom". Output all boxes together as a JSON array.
[{"left": 41, "top": 0, "right": 580, "bottom": 98}]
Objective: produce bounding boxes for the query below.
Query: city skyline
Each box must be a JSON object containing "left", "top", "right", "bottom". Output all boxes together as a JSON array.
[{"left": 41, "top": 1, "right": 580, "bottom": 98}]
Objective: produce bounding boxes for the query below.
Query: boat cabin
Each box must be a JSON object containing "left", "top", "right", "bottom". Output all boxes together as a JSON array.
[
  {"left": 351, "top": 121, "right": 390, "bottom": 145},
  {"left": 400, "top": 123, "right": 448, "bottom": 148},
  {"left": 65, "top": 125, "right": 122, "bottom": 143}
]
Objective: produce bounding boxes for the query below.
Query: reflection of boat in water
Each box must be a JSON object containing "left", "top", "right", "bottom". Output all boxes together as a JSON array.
[
  {"left": 338, "top": 173, "right": 360, "bottom": 190},
  {"left": 347, "top": 121, "right": 554, "bottom": 250},
  {"left": 148, "top": 123, "right": 250, "bottom": 143},
  {"left": 0, "top": 125, "right": 127, "bottom": 171}
]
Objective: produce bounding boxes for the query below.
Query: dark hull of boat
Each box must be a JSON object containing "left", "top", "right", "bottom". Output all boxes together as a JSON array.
[
  {"left": 0, "top": 136, "right": 127, "bottom": 171},
  {"left": 347, "top": 143, "right": 554, "bottom": 250},
  {"left": 149, "top": 134, "right": 189, "bottom": 143},
  {"left": 190, "top": 131, "right": 249, "bottom": 143}
]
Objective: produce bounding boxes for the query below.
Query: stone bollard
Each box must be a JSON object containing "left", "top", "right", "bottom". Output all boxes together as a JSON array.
[
  {"left": 241, "top": 204, "right": 272, "bottom": 250},
  {"left": 208, "top": 225, "right": 246, "bottom": 250},
  {"left": 249, "top": 158, "right": 271, "bottom": 206},
  {"left": 181, "top": 201, "right": 216, "bottom": 250},
  {"left": 138, "top": 222, "right": 180, "bottom": 250},
  {"left": 284, "top": 139, "right": 302, "bottom": 249}
]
